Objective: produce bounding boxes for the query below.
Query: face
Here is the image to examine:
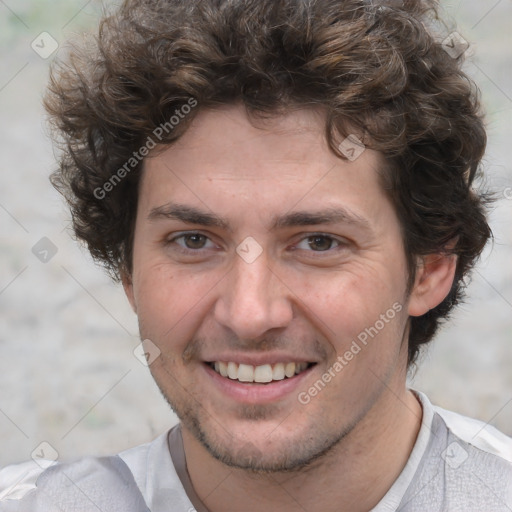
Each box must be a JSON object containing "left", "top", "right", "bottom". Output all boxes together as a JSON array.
[{"left": 124, "top": 105, "right": 418, "bottom": 471}]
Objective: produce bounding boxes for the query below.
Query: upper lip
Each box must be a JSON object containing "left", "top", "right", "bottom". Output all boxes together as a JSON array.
[{"left": 203, "top": 352, "right": 318, "bottom": 366}]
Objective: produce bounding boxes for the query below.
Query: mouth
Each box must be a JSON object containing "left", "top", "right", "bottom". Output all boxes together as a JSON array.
[{"left": 206, "top": 361, "right": 316, "bottom": 384}]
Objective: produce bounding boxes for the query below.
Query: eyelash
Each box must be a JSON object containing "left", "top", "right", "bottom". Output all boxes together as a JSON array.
[
  {"left": 165, "top": 232, "right": 347, "bottom": 255},
  {"left": 166, "top": 233, "right": 217, "bottom": 252}
]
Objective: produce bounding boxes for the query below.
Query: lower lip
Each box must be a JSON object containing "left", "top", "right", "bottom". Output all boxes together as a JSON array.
[{"left": 202, "top": 363, "right": 316, "bottom": 404}]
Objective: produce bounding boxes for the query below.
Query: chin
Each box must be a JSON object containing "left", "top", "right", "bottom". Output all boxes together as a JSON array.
[{"left": 184, "top": 407, "right": 354, "bottom": 473}]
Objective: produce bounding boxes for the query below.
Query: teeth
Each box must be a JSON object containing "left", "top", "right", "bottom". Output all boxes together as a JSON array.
[
  {"left": 211, "top": 361, "right": 311, "bottom": 383},
  {"left": 295, "top": 362, "right": 308, "bottom": 374},
  {"left": 238, "top": 364, "right": 254, "bottom": 382},
  {"left": 219, "top": 361, "right": 228, "bottom": 377},
  {"left": 285, "top": 362, "right": 296, "bottom": 378},
  {"left": 273, "top": 362, "right": 285, "bottom": 381},
  {"left": 228, "top": 361, "right": 238, "bottom": 379},
  {"left": 254, "top": 364, "right": 273, "bottom": 383}
]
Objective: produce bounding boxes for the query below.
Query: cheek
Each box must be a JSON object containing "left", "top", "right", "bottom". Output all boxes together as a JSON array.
[
  {"left": 300, "top": 262, "right": 404, "bottom": 337},
  {"left": 133, "top": 264, "right": 187, "bottom": 339},
  {"left": 132, "top": 261, "right": 222, "bottom": 344}
]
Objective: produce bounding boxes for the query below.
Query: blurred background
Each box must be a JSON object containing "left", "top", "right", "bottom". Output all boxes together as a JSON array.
[{"left": 0, "top": 0, "right": 511, "bottom": 467}]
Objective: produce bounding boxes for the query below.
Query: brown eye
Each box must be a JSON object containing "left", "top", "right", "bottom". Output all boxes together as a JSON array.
[
  {"left": 306, "top": 235, "right": 337, "bottom": 251},
  {"left": 182, "top": 234, "right": 208, "bottom": 249},
  {"left": 167, "top": 232, "right": 215, "bottom": 252}
]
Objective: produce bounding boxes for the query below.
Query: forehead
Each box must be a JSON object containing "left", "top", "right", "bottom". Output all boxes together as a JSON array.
[{"left": 139, "top": 104, "right": 391, "bottom": 230}]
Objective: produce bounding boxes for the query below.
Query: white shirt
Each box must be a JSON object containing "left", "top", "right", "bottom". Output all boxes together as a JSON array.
[{"left": 1, "top": 391, "right": 511, "bottom": 511}]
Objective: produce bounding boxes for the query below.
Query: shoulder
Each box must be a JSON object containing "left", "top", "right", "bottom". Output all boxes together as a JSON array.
[
  {"left": 0, "top": 426, "right": 193, "bottom": 511},
  {"left": 0, "top": 456, "right": 151, "bottom": 511},
  {"left": 403, "top": 392, "right": 512, "bottom": 512},
  {"left": 433, "top": 402, "right": 512, "bottom": 463},
  {"left": 117, "top": 424, "right": 199, "bottom": 510},
  {"left": 0, "top": 432, "right": 168, "bottom": 506},
  {"left": 0, "top": 459, "right": 48, "bottom": 501}
]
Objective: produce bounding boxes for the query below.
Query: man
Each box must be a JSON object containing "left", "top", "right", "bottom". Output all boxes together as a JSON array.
[{"left": 1, "top": 0, "right": 511, "bottom": 510}]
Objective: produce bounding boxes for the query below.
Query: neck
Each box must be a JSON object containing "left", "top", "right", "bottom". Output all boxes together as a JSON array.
[{"left": 182, "top": 387, "right": 422, "bottom": 512}]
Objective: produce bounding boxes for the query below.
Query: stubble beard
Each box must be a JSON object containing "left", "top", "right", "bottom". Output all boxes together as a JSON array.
[{"left": 153, "top": 366, "right": 360, "bottom": 474}]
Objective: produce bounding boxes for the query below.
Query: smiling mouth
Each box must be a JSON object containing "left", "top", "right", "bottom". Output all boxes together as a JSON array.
[{"left": 206, "top": 361, "right": 316, "bottom": 384}]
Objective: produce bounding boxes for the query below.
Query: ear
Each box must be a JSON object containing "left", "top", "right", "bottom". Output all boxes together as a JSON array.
[
  {"left": 407, "top": 251, "right": 457, "bottom": 317},
  {"left": 121, "top": 271, "right": 137, "bottom": 314}
]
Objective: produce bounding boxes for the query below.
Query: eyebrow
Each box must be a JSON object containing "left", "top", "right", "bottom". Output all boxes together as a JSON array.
[
  {"left": 148, "top": 202, "right": 372, "bottom": 232},
  {"left": 148, "top": 203, "right": 230, "bottom": 230},
  {"left": 270, "top": 208, "right": 371, "bottom": 231}
]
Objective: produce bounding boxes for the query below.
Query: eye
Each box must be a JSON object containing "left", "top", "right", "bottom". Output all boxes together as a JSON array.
[
  {"left": 295, "top": 234, "right": 342, "bottom": 252},
  {"left": 168, "top": 233, "right": 216, "bottom": 251}
]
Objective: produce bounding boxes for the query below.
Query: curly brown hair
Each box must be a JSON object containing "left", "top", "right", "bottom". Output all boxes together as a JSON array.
[{"left": 45, "top": 0, "right": 491, "bottom": 366}]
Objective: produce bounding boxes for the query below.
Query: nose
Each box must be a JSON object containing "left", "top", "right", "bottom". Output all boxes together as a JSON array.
[{"left": 213, "top": 253, "right": 294, "bottom": 341}]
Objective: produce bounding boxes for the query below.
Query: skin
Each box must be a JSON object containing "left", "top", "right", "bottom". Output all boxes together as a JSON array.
[{"left": 123, "top": 104, "right": 457, "bottom": 511}]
